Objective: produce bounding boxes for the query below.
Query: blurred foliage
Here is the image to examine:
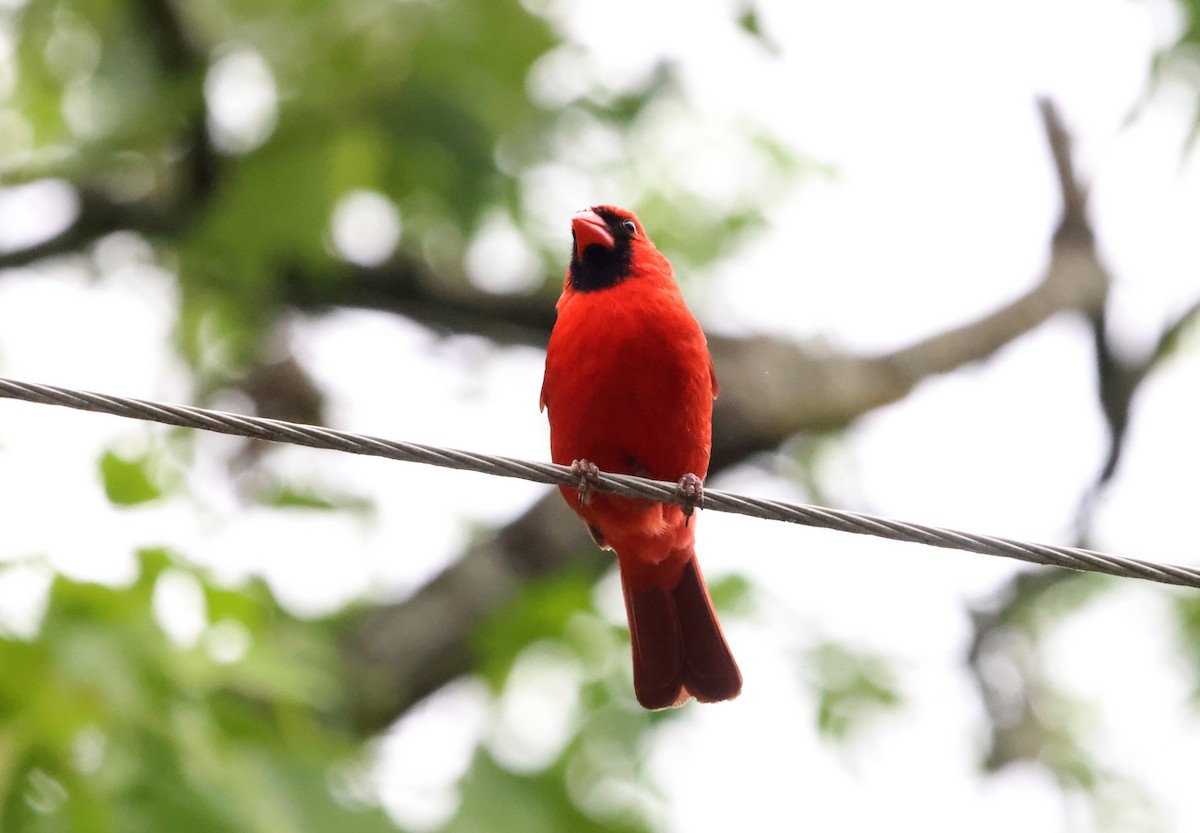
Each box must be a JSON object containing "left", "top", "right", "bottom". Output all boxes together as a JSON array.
[
  {"left": 0, "top": 545, "right": 735, "bottom": 832},
  {"left": 1, "top": 0, "right": 797, "bottom": 368},
  {"left": 252, "top": 479, "right": 375, "bottom": 514},
  {"left": 447, "top": 751, "right": 650, "bottom": 833},
  {"left": 804, "top": 640, "right": 901, "bottom": 743},
  {"left": 1173, "top": 594, "right": 1200, "bottom": 701},
  {"left": 472, "top": 573, "right": 598, "bottom": 692},
  {"left": 704, "top": 573, "right": 756, "bottom": 617},
  {"left": 1147, "top": 0, "right": 1200, "bottom": 146},
  {"left": 0, "top": 549, "right": 397, "bottom": 833}
]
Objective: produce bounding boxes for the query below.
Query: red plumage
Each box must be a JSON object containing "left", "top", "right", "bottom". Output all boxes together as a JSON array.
[{"left": 540, "top": 205, "right": 741, "bottom": 709}]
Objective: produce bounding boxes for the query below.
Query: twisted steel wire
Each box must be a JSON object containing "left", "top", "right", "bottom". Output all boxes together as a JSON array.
[{"left": 1, "top": 375, "right": 1196, "bottom": 590}]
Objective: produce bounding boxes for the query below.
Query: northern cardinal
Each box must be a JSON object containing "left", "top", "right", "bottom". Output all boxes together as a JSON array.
[{"left": 540, "top": 205, "right": 742, "bottom": 709}]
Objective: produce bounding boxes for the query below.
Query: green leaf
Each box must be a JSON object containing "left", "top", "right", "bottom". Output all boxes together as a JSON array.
[
  {"left": 447, "top": 750, "right": 650, "bottom": 833},
  {"left": 472, "top": 573, "right": 596, "bottom": 691},
  {"left": 0, "top": 546, "right": 396, "bottom": 833},
  {"left": 98, "top": 450, "right": 163, "bottom": 506},
  {"left": 736, "top": 3, "right": 779, "bottom": 54},
  {"left": 805, "top": 640, "right": 902, "bottom": 742},
  {"left": 1174, "top": 594, "right": 1200, "bottom": 702},
  {"left": 705, "top": 573, "right": 754, "bottom": 615},
  {"left": 254, "top": 482, "right": 375, "bottom": 514}
]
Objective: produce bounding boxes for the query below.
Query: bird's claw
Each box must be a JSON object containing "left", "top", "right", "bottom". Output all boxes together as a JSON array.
[
  {"left": 676, "top": 472, "right": 704, "bottom": 525},
  {"left": 569, "top": 459, "right": 602, "bottom": 505}
]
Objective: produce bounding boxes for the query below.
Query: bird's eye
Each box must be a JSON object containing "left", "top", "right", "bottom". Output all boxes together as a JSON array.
[{"left": 621, "top": 219, "right": 637, "bottom": 234}]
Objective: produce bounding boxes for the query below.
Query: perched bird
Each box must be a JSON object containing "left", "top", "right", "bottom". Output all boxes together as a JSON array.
[{"left": 540, "top": 205, "right": 742, "bottom": 709}]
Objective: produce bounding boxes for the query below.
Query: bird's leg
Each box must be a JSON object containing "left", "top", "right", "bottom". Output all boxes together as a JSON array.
[
  {"left": 569, "top": 458, "right": 602, "bottom": 505},
  {"left": 675, "top": 472, "right": 704, "bottom": 525}
]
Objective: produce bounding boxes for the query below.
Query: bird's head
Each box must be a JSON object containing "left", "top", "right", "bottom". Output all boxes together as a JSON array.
[{"left": 568, "top": 205, "right": 660, "bottom": 292}]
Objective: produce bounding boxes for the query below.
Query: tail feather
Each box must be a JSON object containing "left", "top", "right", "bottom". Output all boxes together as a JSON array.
[
  {"left": 623, "top": 584, "right": 687, "bottom": 709},
  {"left": 671, "top": 558, "right": 743, "bottom": 703},
  {"left": 621, "top": 555, "right": 742, "bottom": 709}
]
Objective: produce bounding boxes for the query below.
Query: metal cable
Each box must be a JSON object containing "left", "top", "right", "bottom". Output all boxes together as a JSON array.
[{"left": 1, "top": 375, "right": 1196, "bottom": 590}]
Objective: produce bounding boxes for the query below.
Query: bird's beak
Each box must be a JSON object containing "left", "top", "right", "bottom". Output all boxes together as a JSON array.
[{"left": 572, "top": 209, "right": 614, "bottom": 257}]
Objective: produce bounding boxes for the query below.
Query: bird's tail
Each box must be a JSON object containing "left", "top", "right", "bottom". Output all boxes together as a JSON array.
[{"left": 619, "top": 551, "right": 742, "bottom": 709}]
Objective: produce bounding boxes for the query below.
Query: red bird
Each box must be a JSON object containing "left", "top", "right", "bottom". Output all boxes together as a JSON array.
[{"left": 540, "top": 205, "right": 742, "bottom": 709}]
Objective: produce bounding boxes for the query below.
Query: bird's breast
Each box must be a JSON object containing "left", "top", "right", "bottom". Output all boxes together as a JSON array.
[{"left": 544, "top": 285, "right": 714, "bottom": 483}]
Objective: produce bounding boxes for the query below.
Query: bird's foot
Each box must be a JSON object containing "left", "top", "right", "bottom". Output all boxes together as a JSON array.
[
  {"left": 569, "top": 459, "right": 602, "bottom": 505},
  {"left": 676, "top": 472, "right": 704, "bottom": 525}
]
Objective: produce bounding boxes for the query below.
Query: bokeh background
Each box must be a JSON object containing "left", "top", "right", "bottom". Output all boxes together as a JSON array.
[{"left": 2, "top": 0, "right": 1200, "bottom": 830}]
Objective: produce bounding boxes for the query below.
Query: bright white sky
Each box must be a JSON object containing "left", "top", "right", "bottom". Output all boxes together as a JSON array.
[{"left": 2, "top": 0, "right": 1200, "bottom": 831}]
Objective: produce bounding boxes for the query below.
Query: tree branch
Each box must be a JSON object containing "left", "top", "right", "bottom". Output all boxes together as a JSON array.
[
  {"left": 959, "top": 100, "right": 1200, "bottom": 776},
  {"left": 282, "top": 258, "right": 559, "bottom": 346}
]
